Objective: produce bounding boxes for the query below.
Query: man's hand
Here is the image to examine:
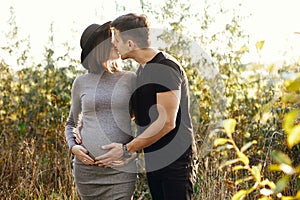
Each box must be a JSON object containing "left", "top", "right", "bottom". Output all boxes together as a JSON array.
[
  {"left": 71, "top": 145, "right": 94, "bottom": 165},
  {"left": 107, "top": 152, "right": 137, "bottom": 168},
  {"left": 94, "top": 143, "right": 123, "bottom": 167}
]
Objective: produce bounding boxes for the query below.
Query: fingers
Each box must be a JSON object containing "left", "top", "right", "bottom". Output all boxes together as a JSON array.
[
  {"left": 72, "top": 145, "right": 95, "bottom": 165},
  {"left": 109, "top": 160, "right": 126, "bottom": 167},
  {"left": 95, "top": 156, "right": 111, "bottom": 166},
  {"left": 101, "top": 143, "right": 116, "bottom": 150},
  {"left": 96, "top": 153, "right": 137, "bottom": 168},
  {"left": 95, "top": 143, "right": 123, "bottom": 164},
  {"left": 78, "top": 146, "right": 88, "bottom": 154},
  {"left": 98, "top": 160, "right": 125, "bottom": 168},
  {"left": 73, "top": 132, "right": 82, "bottom": 144},
  {"left": 72, "top": 143, "right": 126, "bottom": 167},
  {"left": 77, "top": 131, "right": 82, "bottom": 140},
  {"left": 81, "top": 155, "right": 94, "bottom": 165},
  {"left": 75, "top": 137, "right": 82, "bottom": 144},
  {"left": 72, "top": 127, "right": 82, "bottom": 144},
  {"left": 94, "top": 153, "right": 120, "bottom": 166}
]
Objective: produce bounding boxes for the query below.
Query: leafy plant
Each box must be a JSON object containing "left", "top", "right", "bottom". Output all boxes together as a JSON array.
[{"left": 214, "top": 72, "right": 300, "bottom": 199}]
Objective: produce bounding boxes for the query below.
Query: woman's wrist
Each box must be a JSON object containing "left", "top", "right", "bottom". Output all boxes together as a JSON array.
[{"left": 70, "top": 144, "right": 78, "bottom": 155}]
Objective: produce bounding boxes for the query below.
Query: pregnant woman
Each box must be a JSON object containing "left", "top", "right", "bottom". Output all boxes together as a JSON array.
[{"left": 65, "top": 21, "right": 137, "bottom": 200}]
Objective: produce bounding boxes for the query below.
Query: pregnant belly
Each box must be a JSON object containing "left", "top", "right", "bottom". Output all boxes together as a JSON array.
[
  {"left": 81, "top": 128, "right": 111, "bottom": 159},
  {"left": 81, "top": 127, "right": 132, "bottom": 160}
]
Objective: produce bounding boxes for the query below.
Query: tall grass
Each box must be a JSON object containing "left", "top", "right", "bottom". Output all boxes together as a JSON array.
[{"left": 1, "top": 5, "right": 299, "bottom": 199}]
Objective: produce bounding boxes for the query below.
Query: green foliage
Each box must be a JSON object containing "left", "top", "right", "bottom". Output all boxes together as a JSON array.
[
  {"left": 0, "top": 50, "right": 83, "bottom": 198},
  {"left": 1, "top": 1, "right": 300, "bottom": 200},
  {"left": 0, "top": 9, "right": 82, "bottom": 198},
  {"left": 214, "top": 72, "right": 300, "bottom": 199}
]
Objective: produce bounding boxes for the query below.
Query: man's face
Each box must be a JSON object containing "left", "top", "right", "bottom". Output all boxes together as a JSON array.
[{"left": 111, "top": 29, "right": 131, "bottom": 60}]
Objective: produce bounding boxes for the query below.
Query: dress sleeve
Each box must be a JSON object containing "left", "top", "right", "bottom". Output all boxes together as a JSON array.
[{"left": 65, "top": 77, "right": 82, "bottom": 152}]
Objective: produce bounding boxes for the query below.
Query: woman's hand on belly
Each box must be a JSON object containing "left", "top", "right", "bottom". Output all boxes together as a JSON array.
[
  {"left": 73, "top": 126, "right": 82, "bottom": 144},
  {"left": 71, "top": 145, "right": 95, "bottom": 165}
]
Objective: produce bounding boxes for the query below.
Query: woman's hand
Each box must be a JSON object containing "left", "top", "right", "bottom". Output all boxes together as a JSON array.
[
  {"left": 73, "top": 128, "right": 82, "bottom": 144},
  {"left": 73, "top": 113, "right": 83, "bottom": 144},
  {"left": 71, "top": 145, "right": 94, "bottom": 165}
]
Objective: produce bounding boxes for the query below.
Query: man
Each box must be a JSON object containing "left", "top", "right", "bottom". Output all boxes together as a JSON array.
[{"left": 95, "top": 13, "right": 197, "bottom": 200}]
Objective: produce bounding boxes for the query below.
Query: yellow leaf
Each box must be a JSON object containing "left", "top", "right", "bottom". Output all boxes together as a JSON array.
[
  {"left": 261, "top": 179, "right": 276, "bottom": 190},
  {"left": 283, "top": 109, "right": 299, "bottom": 135},
  {"left": 241, "top": 140, "right": 257, "bottom": 152},
  {"left": 286, "top": 77, "right": 300, "bottom": 92},
  {"left": 232, "top": 189, "right": 248, "bottom": 200},
  {"left": 281, "top": 196, "right": 297, "bottom": 200},
  {"left": 282, "top": 93, "right": 300, "bottom": 103},
  {"left": 295, "top": 165, "right": 300, "bottom": 174},
  {"left": 219, "top": 159, "right": 240, "bottom": 170},
  {"left": 46, "top": 94, "right": 52, "bottom": 101},
  {"left": 269, "top": 164, "right": 282, "bottom": 172},
  {"left": 268, "top": 64, "right": 274, "bottom": 72},
  {"left": 251, "top": 165, "right": 261, "bottom": 182},
  {"left": 9, "top": 113, "right": 17, "bottom": 121},
  {"left": 224, "top": 119, "right": 236, "bottom": 138},
  {"left": 237, "top": 152, "right": 250, "bottom": 166},
  {"left": 287, "top": 124, "right": 300, "bottom": 148},
  {"left": 214, "top": 138, "right": 230, "bottom": 147},
  {"left": 232, "top": 165, "right": 246, "bottom": 171},
  {"left": 256, "top": 40, "right": 265, "bottom": 51},
  {"left": 239, "top": 45, "right": 248, "bottom": 53}
]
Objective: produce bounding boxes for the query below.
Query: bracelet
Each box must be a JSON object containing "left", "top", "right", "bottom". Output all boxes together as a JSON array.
[{"left": 122, "top": 143, "right": 132, "bottom": 158}]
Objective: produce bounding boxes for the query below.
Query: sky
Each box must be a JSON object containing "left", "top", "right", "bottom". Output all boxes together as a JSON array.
[
  {"left": 0, "top": 0, "right": 299, "bottom": 68},
  {"left": 241, "top": 0, "right": 300, "bottom": 64}
]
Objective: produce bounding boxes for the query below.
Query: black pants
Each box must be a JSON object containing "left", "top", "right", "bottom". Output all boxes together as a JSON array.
[{"left": 146, "top": 148, "right": 194, "bottom": 200}]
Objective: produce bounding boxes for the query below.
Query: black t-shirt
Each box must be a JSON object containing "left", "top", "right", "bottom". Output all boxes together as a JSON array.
[{"left": 132, "top": 52, "right": 193, "bottom": 160}]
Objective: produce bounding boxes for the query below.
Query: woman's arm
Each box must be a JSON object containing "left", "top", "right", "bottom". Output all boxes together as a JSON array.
[{"left": 65, "top": 77, "right": 94, "bottom": 165}]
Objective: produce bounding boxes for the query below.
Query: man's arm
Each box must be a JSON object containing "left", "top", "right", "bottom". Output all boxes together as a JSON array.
[
  {"left": 126, "top": 90, "right": 180, "bottom": 152},
  {"left": 95, "top": 90, "right": 180, "bottom": 166}
]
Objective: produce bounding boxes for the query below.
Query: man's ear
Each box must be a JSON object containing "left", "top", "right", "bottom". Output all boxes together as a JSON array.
[{"left": 128, "top": 40, "right": 135, "bottom": 49}]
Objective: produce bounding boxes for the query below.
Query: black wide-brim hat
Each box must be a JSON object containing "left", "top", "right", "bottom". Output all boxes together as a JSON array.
[{"left": 80, "top": 21, "right": 111, "bottom": 65}]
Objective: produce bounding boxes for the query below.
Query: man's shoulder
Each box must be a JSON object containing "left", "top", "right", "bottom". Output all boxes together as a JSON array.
[
  {"left": 160, "top": 52, "right": 181, "bottom": 67},
  {"left": 156, "top": 52, "right": 183, "bottom": 73}
]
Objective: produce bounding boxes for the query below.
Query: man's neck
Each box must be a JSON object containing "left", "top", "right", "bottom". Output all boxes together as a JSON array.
[{"left": 131, "top": 48, "right": 159, "bottom": 67}]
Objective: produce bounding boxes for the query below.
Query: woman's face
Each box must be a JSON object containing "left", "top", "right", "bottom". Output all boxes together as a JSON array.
[
  {"left": 111, "top": 29, "right": 131, "bottom": 60},
  {"left": 109, "top": 45, "right": 120, "bottom": 60}
]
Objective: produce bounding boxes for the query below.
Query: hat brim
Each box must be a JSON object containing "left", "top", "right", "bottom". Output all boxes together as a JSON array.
[{"left": 80, "top": 21, "right": 111, "bottom": 65}]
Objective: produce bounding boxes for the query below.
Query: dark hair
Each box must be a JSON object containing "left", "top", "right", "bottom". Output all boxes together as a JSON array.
[
  {"left": 111, "top": 13, "right": 150, "bottom": 48},
  {"left": 80, "top": 21, "right": 119, "bottom": 74}
]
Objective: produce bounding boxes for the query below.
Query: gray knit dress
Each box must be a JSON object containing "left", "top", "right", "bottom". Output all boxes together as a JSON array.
[{"left": 65, "top": 70, "right": 137, "bottom": 200}]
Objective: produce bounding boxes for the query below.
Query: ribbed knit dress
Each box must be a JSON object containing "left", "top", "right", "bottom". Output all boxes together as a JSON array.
[{"left": 65, "top": 70, "right": 137, "bottom": 200}]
